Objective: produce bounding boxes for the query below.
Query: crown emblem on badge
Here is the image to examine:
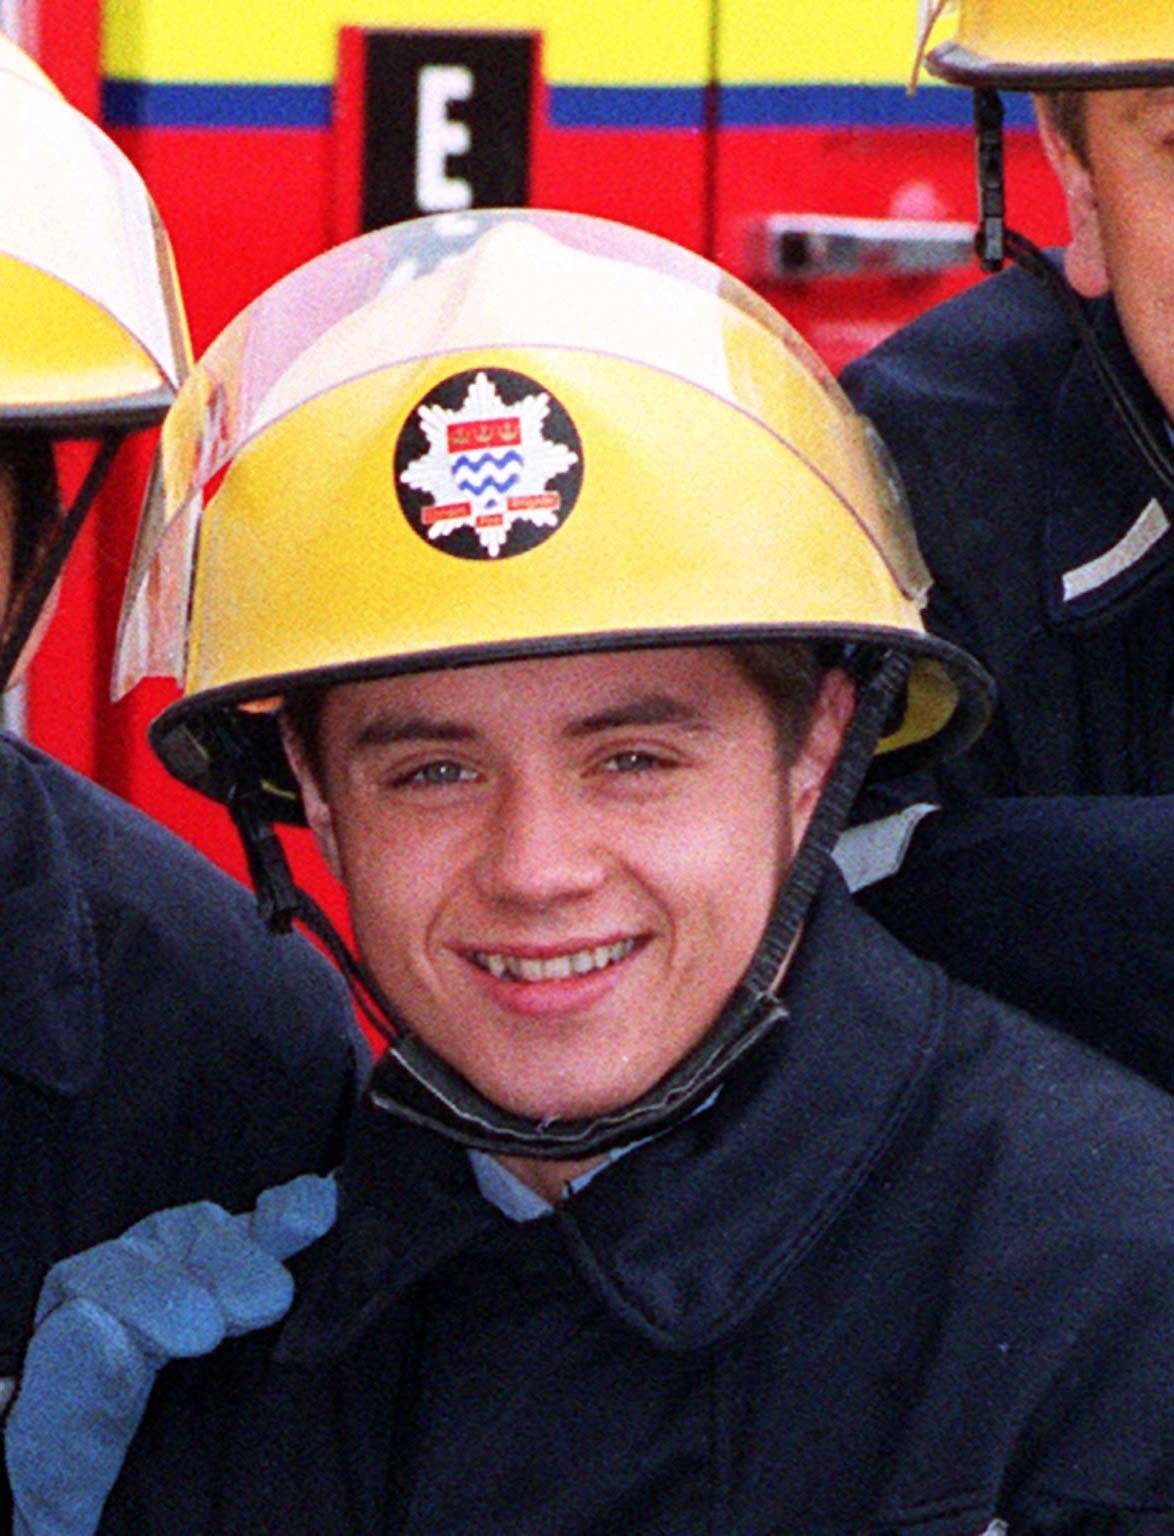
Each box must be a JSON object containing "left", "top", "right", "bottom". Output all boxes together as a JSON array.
[{"left": 397, "top": 369, "right": 582, "bottom": 560}]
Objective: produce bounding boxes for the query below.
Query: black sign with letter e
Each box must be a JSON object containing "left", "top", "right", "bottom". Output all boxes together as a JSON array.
[{"left": 338, "top": 29, "right": 537, "bottom": 233}]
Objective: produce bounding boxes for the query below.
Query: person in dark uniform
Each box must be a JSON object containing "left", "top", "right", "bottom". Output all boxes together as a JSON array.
[
  {"left": 11, "top": 211, "right": 1174, "bottom": 1536},
  {"left": 0, "top": 36, "right": 368, "bottom": 1516},
  {"left": 837, "top": 2, "right": 1174, "bottom": 1088}
]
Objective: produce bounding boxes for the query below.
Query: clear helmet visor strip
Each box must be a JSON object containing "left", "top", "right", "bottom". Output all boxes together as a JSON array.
[{"left": 115, "top": 211, "right": 979, "bottom": 1158}]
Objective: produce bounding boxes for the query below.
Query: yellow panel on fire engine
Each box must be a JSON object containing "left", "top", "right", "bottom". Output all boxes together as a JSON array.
[
  {"left": 721, "top": 0, "right": 922, "bottom": 86},
  {"left": 0, "top": 51, "right": 189, "bottom": 427},
  {"left": 103, "top": 0, "right": 707, "bottom": 87},
  {"left": 924, "top": 0, "right": 1174, "bottom": 86}
]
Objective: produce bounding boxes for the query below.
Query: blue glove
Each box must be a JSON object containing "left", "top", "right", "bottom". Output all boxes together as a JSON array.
[{"left": 6, "top": 1172, "right": 338, "bottom": 1536}]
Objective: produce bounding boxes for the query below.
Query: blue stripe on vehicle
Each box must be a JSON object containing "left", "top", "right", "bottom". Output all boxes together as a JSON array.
[
  {"left": 102, "top": 79, "right": 332, "bottom": 128},
  {"left": 101, "top": 77, "right": 1035, "bottom": 133},
  {"left": 548, "top": 85, "right": 706, "bottom": 129},
  {"left": 719, "top": 82, "right": 1036, "bottom": 129}
]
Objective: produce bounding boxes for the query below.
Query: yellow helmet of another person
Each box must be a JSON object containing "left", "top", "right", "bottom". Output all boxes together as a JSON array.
[
  {"left": 917, "top": 0, "right": 1174, "bottom": 90},
  {"left": 0, "top": 33, "right": 189, "bottom": 432},
  {"left": 115, "top": 210, "right": 990, "bottom": 822}
]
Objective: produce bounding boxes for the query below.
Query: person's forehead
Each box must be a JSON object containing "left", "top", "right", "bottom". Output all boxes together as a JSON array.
[
  {"left": 1089, "top": 84, "right": 1174, "bottom": 130},
  {"left": 323, "top": 645, "right": 758, "bottom": 737}
]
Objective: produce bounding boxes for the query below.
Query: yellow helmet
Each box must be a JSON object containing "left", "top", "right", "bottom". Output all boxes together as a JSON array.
[
  {"left": 0, "top": 33, "right": 189, "bottom": 433},
  {"left": 0, "top": 32, "right": 192, "bottom": 688},
  {"left": 116, "top": 210, "right": 995, "bottom": 1156},
  {"left": 918, "top": 0, "right": 1174, "bottom": 90},
  {"left": 0, "top": 33, "right": 192, "bottom": 689},
  {"left": 116, "top": 210, "right": 990, "bottom": 822}
]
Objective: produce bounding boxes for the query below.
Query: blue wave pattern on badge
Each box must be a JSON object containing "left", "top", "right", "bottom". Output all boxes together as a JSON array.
[
  {"left": 452, "top": 450, "right": 523, "bottom": 500},
  {"left": 452, "top": 450, "right": 523, "bottom": 475}
]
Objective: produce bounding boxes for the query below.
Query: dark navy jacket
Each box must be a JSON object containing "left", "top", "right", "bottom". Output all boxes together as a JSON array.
[
  {"left": 843, "top": 264, "right": 1174, "bottom": 801},
  {"left": 0, "top": 732, "right": 368, "bottom": 1517},
  {"left": 100, "top": 881, "right": 1174, "bottom": 1534},
  {"left": 840, "top": 268, "right": 1174, "bottom": 1091}
]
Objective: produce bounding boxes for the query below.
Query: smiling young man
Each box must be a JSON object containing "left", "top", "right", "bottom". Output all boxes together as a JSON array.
[
  {"left": 283, "top": 646, "right": 849, "bottom": 1199},
  {"left": 16, "top": 212, "right": 1174, "bottom": 1536},
  {"left": 835, "top": 5, "right": 1174, "bottom": 1091}
]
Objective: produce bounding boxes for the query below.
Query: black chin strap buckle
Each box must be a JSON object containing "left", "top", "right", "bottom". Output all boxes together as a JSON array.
[
  {"left": 973, "top": 88, "right": 1006, "bottom": 273},
  {"left": 207, "top": 710, "right": 301, "bottom": 934},
  {"left": 226, "top": 779, "right": 301, "bottom": 933}
]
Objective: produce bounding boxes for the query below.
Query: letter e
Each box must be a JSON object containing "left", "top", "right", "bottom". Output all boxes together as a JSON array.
[{"left": 416, "top": 65, "right": 474, "bottom": 211}]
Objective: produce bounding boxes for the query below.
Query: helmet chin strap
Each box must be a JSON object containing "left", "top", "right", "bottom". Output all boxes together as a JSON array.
[
  {"left": 972, "top": 87, "right": 1174, "bottom": 494},
  {"left": 223, "top": 649, "right": 913, "bottom": 1161},
  {"left": 0, "top": 433, "right": 126, "bottom": 694}
]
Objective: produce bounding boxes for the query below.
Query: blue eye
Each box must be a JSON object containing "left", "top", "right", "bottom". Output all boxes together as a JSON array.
[
  {"left": 605, "top": 751, "right": 661, "bottom": 773},
  {"left": 402, "top": 761, "right": 472, "bottom": 787}
]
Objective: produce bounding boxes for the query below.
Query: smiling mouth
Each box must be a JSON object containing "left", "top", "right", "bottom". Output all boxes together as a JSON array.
[{"left": 471, "top": 938, "right": 637, "bottom": 983}]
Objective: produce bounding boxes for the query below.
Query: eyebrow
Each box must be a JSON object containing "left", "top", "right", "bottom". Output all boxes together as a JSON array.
[
  {"left": 352, "top": 715, "right": 476, "bottom": 751},
  {"left": 564, "top": 693, "right": 712, "bottom": 737},
  {"left": 349, "top": 693, "right": 711, "bottom": 751},
  {"left": 1130, "top": 87, "right": 1174, "bottom": 123}
]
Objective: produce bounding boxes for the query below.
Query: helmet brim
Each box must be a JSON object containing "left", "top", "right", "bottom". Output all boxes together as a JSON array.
[{"left": 928, "top": 40, "right": 1174, "bottom": 90}]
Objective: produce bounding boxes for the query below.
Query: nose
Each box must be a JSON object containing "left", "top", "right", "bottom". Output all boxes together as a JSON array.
[{"left": 474, "top": 768, "right": 607, "bottom": 910}]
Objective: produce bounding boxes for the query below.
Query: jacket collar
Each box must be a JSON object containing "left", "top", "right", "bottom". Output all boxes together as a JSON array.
[
  {"left": 280, "top": 877, "right": 942, "bottom": 1359},
  {"left": 0, "top": 735, "right": 104, "bottom": 1095},
  {"left": 1043, "top": 295, "right": 1174, "bottom": 630}
]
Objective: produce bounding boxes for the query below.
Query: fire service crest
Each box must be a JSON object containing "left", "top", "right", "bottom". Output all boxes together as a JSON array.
[{"left": 396, "top": 367, "right": 584, "bottom": 560}]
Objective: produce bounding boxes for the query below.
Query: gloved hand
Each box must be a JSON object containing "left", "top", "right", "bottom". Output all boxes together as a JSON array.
[{"left": 6, "top": 1171, "right": 338, "bottom": 1536}]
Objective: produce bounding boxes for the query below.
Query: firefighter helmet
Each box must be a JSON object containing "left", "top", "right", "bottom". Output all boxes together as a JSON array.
[
  {"left": 0, "top": 33, "right": 191, "bottom": 691},
  {"left": 115, "top": 210, "right": 994, "bottom": 1158},
  {"left": 0, "top": 33, "right": 189, "bottom": 434},
  {"left": 116, "top": 209, "right": 990, "bottom": 822},
  {"left": 918, "top": 0, "right": 1174, "bottom": 91}
]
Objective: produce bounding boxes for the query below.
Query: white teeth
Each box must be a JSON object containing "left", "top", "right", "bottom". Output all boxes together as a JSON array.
[{"left": 474, "top": 938, "right": 635, "bottom": 982}]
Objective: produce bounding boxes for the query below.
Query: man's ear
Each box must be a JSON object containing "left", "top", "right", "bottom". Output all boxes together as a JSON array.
[
  {"left": 279, "top": 717, "right": 343, "bottom": 880},
  {"left": 788, "top": 668, "right": 857, "bottom": 843},
  {"left": 1035, "top": 98, "right": 1109, "bottom": 297}
]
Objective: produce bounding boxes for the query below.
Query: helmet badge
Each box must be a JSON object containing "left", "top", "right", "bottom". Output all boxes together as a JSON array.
[{"left": 396, "top": 367, "right": 583, "bottom": 560}]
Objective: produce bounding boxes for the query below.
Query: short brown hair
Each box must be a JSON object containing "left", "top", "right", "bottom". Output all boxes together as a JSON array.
[
  {"left": 725, "top": 640, "right": 828, "bottom": 764},
  {"left": 1038, "top": 89, "right": 1089, "bottom": 165}
]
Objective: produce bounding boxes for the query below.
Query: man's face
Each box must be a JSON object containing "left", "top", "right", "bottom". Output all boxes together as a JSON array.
[
  {"left": 1079, "top": 87, "right": 1174, "bottom": 418},
  {"left": 292, "top": 647, "right": 848, "bottom": 1122}
]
